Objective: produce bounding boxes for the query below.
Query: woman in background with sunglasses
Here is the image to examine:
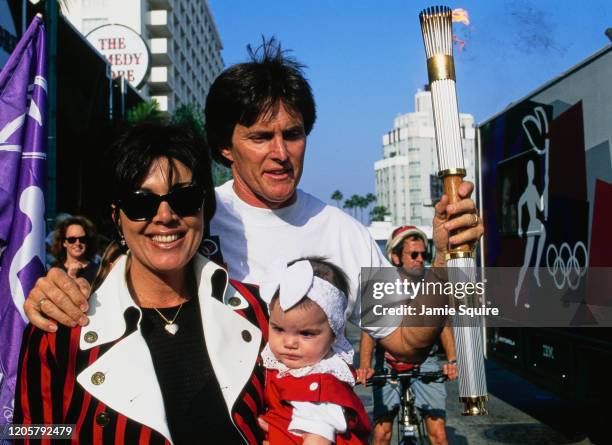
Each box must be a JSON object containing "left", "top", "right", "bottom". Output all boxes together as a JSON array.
[
  {"left": 15, "top": 122, "right": 267, "bottom": 444},
  {"left": 50, "top": 215, "right": 99, "bottom": 283}
]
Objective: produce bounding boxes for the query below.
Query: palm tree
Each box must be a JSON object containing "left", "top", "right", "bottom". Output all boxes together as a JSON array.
[
  {"left": 365, "top": 192, "right": 376, "bottom": 207},
  {"left": 364, "top": 193, "right": 377, "bottom": 224},
  {"left": 357, "top": 196, "right": 368, "bottom": 223},
  {"left": 350, "top": 195, "right": 361, "bottom": 219},
  {"left": 343, "top": 198, "right": 355, "bottom": 218},
  {"left": 126, "top": 99, "right": 162, "bottom": 124},
  {"left": 370, "top": 205, "right": 390, "bottom": 222},
  {"left": 171, "top": 103, "right": 204, "bottom": 132},
  {"left": 331, "top": 190, "right": 343, "bottom": 208}
]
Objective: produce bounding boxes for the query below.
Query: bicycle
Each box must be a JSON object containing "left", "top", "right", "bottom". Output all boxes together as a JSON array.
[{"left": 366, "top": 367, "right": 447, "bottom": 445}]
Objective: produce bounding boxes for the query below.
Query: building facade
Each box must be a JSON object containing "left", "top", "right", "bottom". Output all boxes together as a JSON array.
[
  {"left": 0, "top": 1, "right": 18, "bottom": 67},
  {"left": 375, "top": 89, "right": 476, "bottom": 226},
  {"left": 63, "top": 0, "right": 224, "bottom": 112}
]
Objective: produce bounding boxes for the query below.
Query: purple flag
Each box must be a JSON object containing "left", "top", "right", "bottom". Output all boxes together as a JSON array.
[{"left": 0, "top": 15, "right": 47, "bottom": 426}]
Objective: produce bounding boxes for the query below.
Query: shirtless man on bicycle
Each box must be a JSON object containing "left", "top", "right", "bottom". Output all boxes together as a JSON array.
[{"left": 358, "top": 226, "right": 458, "bottom": 445}]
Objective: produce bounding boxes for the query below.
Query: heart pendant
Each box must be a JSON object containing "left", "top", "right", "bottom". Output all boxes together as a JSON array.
[{"left": 164, "top": 323, "right": 179, "bottom": 335}]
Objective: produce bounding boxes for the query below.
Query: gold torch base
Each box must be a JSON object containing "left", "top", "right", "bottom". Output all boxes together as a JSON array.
[{"left": 460, "top": 396, "right": 488, "bottom": 416}]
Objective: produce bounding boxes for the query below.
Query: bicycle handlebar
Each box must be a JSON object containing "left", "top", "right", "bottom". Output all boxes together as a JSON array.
[{"left": 365, "top": 368, "right": 447, "bottom": 387}]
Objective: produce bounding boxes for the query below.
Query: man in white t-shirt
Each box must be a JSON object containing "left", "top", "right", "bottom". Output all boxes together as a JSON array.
[
  {"left": 209, "top": 180, "right": 388, "bottom": 329},
  {"left": 25, "top": 39, "right": 483, "bottom": 361}
]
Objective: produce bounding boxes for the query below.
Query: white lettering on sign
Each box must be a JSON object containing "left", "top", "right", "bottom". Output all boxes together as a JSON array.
[{"left": 87, "top": 25, "right": 150, "bottom": 87}]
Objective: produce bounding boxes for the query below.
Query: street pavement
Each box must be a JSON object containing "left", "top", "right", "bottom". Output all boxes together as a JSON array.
[{"left": 347, "top": 324, "right": 594, "bottom": 444}]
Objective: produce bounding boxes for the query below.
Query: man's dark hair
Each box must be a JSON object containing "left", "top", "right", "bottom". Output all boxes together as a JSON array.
[
  {"left": 104, "top": 121, "right": 216, "bottom": 224},
  {"left": 204, "top": 37, "right": 317, "bottom": 167}
]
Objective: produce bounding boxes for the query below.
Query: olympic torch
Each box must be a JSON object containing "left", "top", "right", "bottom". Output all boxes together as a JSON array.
[{"left": 419, "top": 5, "right": 488, "bottom": 415}]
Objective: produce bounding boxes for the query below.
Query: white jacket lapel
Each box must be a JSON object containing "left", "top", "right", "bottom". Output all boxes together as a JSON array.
[
  {"left": 76, "top": 253, "right": 262, "bottom": 440},
  {"left": 79, "top": 255, "right": 137, "bottom": 350},
  {"left": 77, "top": 330, "right": 173, "bottom": 443},
  {"left": 77, "top": 255, "right": 172, "bottom": 442},
  {"left": 194, "top": 255, "right": 262, "bottom": 414}
]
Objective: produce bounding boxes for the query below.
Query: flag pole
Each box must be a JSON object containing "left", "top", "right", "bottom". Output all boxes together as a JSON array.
[
  {"left": 45, "top": 0, "right": 58, "bottom": 221},
  {"left": 0, "top": 14, "right": 48, "bottom": 427}
]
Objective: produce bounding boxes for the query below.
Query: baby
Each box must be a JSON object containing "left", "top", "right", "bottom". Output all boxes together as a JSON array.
[{"left": 259, "top": 258, "right": 371, "bottom": 445}]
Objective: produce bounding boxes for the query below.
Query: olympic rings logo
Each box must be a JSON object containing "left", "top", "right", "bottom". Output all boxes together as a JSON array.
[{"left": 545, "top": 241, "right": 588, "bottom": 290}]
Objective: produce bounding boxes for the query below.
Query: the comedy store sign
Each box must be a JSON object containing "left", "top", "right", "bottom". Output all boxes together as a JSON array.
[{"left": 87, "top": 24, "right": 150, "bottom": 88}]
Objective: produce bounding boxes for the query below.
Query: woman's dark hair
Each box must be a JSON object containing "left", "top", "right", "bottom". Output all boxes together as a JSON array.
[
  {"left": 205, "top": 37, "right": 317, "bottom": 167},
  {"left": 104, "top": 121, "right": 216, "bottom": 227},
  {"left": 50, "top": 216, "right": 98, "bottom": 265}
]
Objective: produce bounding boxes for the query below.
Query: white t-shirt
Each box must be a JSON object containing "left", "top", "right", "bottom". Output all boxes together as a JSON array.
[{"left": 209, "top": 180, "right": 394, "bottom": 338}]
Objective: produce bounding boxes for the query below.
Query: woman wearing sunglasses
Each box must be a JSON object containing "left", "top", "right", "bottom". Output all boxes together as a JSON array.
[
  {"left": 50, "top": 215, "right": 99, "bottom": 283},
  {"left": 15, "top": 123, "right": 267, "bottom": 444}
]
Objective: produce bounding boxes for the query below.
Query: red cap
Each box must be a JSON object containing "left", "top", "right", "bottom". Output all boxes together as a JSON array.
[{"left": 386, "top": 225, "right": 428, "bottom": 259}]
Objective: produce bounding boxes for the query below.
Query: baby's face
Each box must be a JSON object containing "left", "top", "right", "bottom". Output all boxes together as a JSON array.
[{"left": 268, "top": 300, "right": 335, "bottom": 369}]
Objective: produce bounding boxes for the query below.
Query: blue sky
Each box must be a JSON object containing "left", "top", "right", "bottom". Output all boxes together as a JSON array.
[{"left": 209, "top": 0, "right": 612, "bottom": 205}]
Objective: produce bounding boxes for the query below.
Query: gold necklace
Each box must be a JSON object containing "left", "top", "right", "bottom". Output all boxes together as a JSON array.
[{"left": 153, "top": 303, "right": 184, "bottom": 335}]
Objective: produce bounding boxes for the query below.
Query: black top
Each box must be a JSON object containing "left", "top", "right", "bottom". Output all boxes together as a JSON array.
[{"left": 140, "top": 295, "right": 244, "bottom": 444}]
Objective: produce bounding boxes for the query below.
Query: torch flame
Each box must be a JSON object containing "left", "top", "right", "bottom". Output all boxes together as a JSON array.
[
  {"left": 452, "top": 8, "right": 470, "bottom": 53},
  {"left": 453, "top": 35, "right": 466, "bottom": 53},
  {"left": 452, "top": 8, "right": 470, "bottom": 26}
]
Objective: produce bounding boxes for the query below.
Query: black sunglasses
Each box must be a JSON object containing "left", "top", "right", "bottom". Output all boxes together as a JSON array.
[
  {"left": 117, "top": 185, "right": 205, "bottom": 221},
  {"left": 64, "top": 236, "right": 88, "bottom": 244},
  {"left": 409, "top": 251, "right": 427, "bottom": 260}
]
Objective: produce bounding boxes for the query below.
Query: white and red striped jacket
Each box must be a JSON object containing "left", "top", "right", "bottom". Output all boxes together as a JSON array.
[{"left": 15, "top": 254, "right": 268, "bottom": 444}]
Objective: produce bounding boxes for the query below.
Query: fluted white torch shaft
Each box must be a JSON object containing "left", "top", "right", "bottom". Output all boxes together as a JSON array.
[{"left": 419, "top": 5, "right": 488, "bottom": 415}]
